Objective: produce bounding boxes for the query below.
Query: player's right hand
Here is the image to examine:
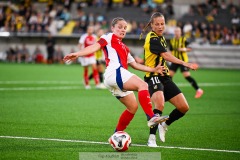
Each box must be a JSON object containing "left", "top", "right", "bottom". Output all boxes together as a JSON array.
[
  {"left": 63, "top": 53, "right": 78, "bottom": 63},
  {"left": 187, "top": 63, "right": 199, "bottom": 70}
]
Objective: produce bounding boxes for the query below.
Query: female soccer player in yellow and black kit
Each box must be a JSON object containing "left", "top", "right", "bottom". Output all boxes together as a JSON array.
[
  {"left": 169, "top": 27, "right": 203, "bottom": 98},
  {"left": 140, "top": 12, "right": 199, "bottom": 147}
]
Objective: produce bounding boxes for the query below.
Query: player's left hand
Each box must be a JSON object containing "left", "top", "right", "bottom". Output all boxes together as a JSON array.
[{"left": 155, "top": 65, "right": 166, "bottom": 76}]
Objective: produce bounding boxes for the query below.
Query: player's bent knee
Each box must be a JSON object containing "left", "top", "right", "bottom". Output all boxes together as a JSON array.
[
  {"left": 181, "top": 105, "right": 189, "bottom": 113},
  {"left": 138, "top": 81, "right": 148, "bottom": 91},
  {"left": 129, "top": 105, "right": 138, "bottom": 114}
]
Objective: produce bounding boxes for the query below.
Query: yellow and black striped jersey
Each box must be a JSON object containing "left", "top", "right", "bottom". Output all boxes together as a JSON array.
[
  {"left": 144, "top": 31, "right": 170, "bottom": 77},
  {"left": 169, "top": 36, "right": 189, "bottom": 62},
  {"left": 95, "top": 37, "right": 104, "bottom": 60}
]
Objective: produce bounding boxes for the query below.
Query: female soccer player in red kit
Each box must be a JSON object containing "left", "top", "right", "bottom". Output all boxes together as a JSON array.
[
  {"left": 78, "top": 26, "right": 100, "bottom": 89},
  {"left": 63, "top": 17, "right": 169, "bottom": 133}
]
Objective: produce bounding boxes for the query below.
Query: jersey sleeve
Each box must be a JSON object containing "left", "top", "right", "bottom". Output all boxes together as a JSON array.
[
  {"left": 79, "top": 34, "right": 86, "bottom": 44},
  {"left": 150, "top": 37, "right": 168, "bottom": 55},
  {"left": 127, "top": 53, "right": 135, "bottom": 64},
  {"left": 97, "top": 33, "right": 110, "bottom": 48},
  {"left": 97, "top": 38, "right": 108, "bottom": 48}
]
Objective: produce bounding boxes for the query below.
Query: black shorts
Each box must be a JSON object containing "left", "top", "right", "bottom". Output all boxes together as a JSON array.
[
  {"left": 96, "top": 60, "right": 105, "bottom": 65},
  {"left": 144, "top": 75, "right": 181, "bottom": 102},
  {"left": 169, "top": 63, "right": 189, "bottom": 72}
]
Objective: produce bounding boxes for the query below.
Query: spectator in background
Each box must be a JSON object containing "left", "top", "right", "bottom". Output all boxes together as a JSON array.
[
  {"left": 165, "top": 19, "right": 177, "bottom": 36},
  {"left": 45, "top": 33, "right": 55, "bottom": 64},
  {"left": 183, "top": 21, "right": 193, "bottom": 39},
  {"left": 64, "top": 0, "right": 73, "bottom": 10},
  {"left": 42, "top": 11, "right": 50, "bottom": 33},
  {"left": 6, "top": 46, "right": 17, "bottom": 62},
  {"left": 54, "top": 45, "right": 64, "bottom": 63},
  {"left": 231, "top": 31, "right": 240, "bottom": 45},
  {"left": 126, "top": 20, "right": 133, "bottom": 33},
  {"left": 220, "top": 0, "right": 227, "bottom": 10},
  {"left": 28, "top": 11, "right": 38, "bottom": 32},
  {"left": 141, "top": 0, "right": 151, "bottom": 14},
  {"left": 32, "top": 45, "right": 44, "bottom": 63},
  {"left": 131, "top": 21, "right": 140, "bottom": 34},
  {"left": 60, "top": 8, "right": 71, "bottom": 25},
  {"left": 17, "top": 44, "right": 30, "bottom": 63}
]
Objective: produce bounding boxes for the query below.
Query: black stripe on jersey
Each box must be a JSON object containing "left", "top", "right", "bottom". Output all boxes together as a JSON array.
[{"left": 149, "top": 35, "right": 167, "bottom": 55}]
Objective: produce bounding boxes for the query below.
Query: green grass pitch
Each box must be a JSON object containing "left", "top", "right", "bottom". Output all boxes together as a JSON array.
[{"left": 0, "top": 63, "right": 239, "bottom": 160}]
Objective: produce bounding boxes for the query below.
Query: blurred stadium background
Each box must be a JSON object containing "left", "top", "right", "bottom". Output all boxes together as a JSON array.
[
  {"left": 0, "top": 1, "right": 240, "bottom": 159},
  {"left": 0, "top": 0, "right": 239, "bottom": 68}
]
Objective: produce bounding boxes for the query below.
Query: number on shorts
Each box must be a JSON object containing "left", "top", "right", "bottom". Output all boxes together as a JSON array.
[{"left": 150, "top": 77, "right": 160, "bottom": 85}]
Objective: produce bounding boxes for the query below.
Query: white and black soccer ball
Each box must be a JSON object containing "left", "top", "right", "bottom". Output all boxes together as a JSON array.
[{"left": 109, "top": 131, "right": 131, "bottom": 152}]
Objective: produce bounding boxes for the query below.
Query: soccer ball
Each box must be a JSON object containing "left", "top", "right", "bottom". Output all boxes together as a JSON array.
[{"left": 109, "top": 131, "right": 131, "bottom": 152}]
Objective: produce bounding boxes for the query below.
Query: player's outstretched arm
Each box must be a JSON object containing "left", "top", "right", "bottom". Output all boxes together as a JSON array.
[
  {"left": 63, "top": 43, "right": 101, "bottom": 62},
  {"left": 161, "top": 52, "right": 198, "bottom": 70},
  {"left": 129, "top": 61, "right": 165, "bottom": 76}
]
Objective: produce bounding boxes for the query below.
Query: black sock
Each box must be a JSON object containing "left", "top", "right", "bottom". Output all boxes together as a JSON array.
[
  {"left": 185, "top": 76, "right": 199, "bottom": 90},
  {"left": 89, "top": 73, "right": 93, "bottom": 80},
  {"left": 150, "top": 109, "right": 162, "bottom": 135},
  {"left": 99, "top": 72, "right": 103, "bottom": 83},
  {"left": 165, "top": 109, "right": 185, "bottom": 126}
]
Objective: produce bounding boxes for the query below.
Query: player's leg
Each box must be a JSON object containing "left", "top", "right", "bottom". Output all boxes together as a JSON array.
[
  {"left": 86, "top": 56, "right": 100, "bottom": 88},
  {"left": 182, "top": 70, "right": 204, "bottom": 98},
  {"left": 83, "top": 66, "right": 90, "bottom": 89},
  {"left": 123, "top": 74, "right": 168, "bottom": 127},
  {"left": 156, "top": 78, "right": 184, "bottom": 142},
  {"left": 158, "top": 93, "right": 189, "bottom": 142},
  {"left": 91, "top": 63, "right": 100, "bottom": 86},
  {"left": 115, "top": 93, "right": 138, "bottom": 131},
  {"left": 148, "top": 91, "right": 165, "bottom": 147},
  {"left": 144, "top": 76, "right": 165, "bottom": 147},
  {"left": 98, "top": 61, "right": 105, "bottom": 84},
  {"left": 96, "top": 60, "right": 106, "bottom": 88}
]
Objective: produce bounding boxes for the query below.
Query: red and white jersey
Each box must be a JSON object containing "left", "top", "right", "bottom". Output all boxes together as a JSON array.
[
  {"left": 79, "top": 33, "right": 97, "bottom": 57},
  {"left": 97, "top": 33, "right": 135, "bottom": 71}
]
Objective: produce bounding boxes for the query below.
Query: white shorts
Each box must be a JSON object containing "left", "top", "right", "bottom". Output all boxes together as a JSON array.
[
  {"left": 78, "top": 56, "right": 96, "bottom": 66},
  {"left": 104, "top": 67, "right": 134, "bottom": 98}
]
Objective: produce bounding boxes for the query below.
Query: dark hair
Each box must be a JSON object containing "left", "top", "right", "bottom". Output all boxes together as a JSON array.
[
  {"left": 111, "top": 17, "right": 125, "bottom": 27},
  {"left": 139, "top": 12, "right": 164, "bottom": 40}
]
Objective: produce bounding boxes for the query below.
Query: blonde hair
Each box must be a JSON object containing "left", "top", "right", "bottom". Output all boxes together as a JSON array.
[{"left": 139, "top": 12, "right": 164, "bottom": 40}]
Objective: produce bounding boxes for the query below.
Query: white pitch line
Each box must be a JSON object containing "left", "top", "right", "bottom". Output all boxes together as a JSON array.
[
  {"left": 0, "top": 81, "right": 81, "bottom": 84},
  {"left": 0, "top": 86, "right": 82, "bottom": 91},
  {"left": 0, "top": 81, "right": 240, "bottom": 87},
  {"left": 0, "top": 136, "right": 239, "bottom": 154},
  {"left": 0, "top": 82, "right": 240, "bottom": 91},
  {"left": 177, "top": 82, "right": 240, "bottom": 87}
]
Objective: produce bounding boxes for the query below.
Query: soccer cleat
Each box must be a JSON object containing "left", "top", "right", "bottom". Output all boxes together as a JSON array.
[
  {"left": 158, "top": 122, "right": 168, "bottom": 142},
  {"left": 195, "top": 89, "right": 204, "bottom": 98},
  {"left": 148, "top": 114, "right": 169, "bottom": 128},
  {"left": 147, "top": 134, "right": 158, "bottom": 147},
  {"left": 85, "top": 85, "right": 91, "bottom": 90},
  {"left": 96, "top": 83, "right": 107, "bottom": 89}
]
